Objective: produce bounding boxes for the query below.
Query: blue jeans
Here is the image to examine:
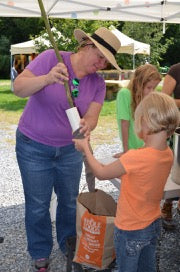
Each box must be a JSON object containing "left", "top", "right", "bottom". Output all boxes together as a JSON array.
[
  {"left": 16, "top": 129, "right": 83, "bottom": 259},
  {"left": 114, "top": 219, "right": 161, "bottom": 272}
]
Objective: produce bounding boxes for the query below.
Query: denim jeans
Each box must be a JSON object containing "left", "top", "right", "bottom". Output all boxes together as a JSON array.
[
  {"left": 114, "top": 219, "right": 161, "bottom": 272},
  {"left": 16, "top": 128, "right": 83, "bottom": 259}
]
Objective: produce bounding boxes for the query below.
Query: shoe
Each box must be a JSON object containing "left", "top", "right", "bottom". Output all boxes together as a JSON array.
[
  {"left": 34, "top": 258, "right": 50, "bottom": 272},
  {"left": 161, "top": 201, "right": 176, "bottom": 230},
  {"left": 161, "top": 201, "right": 173, "bottom": 221}
]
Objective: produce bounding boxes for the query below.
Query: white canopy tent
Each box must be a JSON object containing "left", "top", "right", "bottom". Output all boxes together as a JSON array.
[
  {"left": 110, "top": 26, "right": 150, "bottom": 69},
  {"left": 11, "top": 39, "right": 44, "bottom": 55},
  {"left": 110, "top": 27, "right": 150, "bottom": 55},
  {"left": 0, "top": 0, "right": 179, "bottom": 25},
  {"left": 10, "top": 28, "right": 64, "bottom": 55}
]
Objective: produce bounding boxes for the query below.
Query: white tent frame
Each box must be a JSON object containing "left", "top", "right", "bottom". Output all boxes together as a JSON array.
[{"left": 0, "top": 1, "right": 179, "bottom": 25}]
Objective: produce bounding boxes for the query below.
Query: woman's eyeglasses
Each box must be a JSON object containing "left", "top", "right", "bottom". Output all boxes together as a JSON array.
[{"left": 71, "top": 78, "right": 79, "bottom": 98}]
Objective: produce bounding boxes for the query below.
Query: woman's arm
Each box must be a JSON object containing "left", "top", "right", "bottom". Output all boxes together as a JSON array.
[
  {"left": 14, "top": 62, "right": 69, "bottom": 98},
  {"left": 162, "top": 74, "right": 176, "bottom": 96},
  {"left": 162, "top": 74, "right": 180, "bottom": 108},
  {"left": 79, "top": 102, "right": 102, "bottom": 137}
]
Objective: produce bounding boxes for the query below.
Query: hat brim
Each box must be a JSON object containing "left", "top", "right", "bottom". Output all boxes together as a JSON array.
[{"left": 74, "top": 29, "right": 121, "bottom": 72}]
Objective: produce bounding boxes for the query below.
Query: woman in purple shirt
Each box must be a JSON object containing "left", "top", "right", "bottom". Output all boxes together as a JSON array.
[{"left": 14, "top": 27, "right": 121, "bottom": 271}]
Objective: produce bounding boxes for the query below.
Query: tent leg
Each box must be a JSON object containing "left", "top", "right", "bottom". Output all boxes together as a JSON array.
[{"left": 133, "top": 54, "right": 135, "bottom": 70}]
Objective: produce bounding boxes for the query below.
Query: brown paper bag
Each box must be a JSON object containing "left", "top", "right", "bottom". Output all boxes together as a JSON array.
[{"left": 73, "top": 189, "right": 117, "bottom": 270}]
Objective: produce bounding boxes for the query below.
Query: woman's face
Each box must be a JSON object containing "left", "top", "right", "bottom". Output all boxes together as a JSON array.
[
  {"left": 83, "top": 44, "right": 109, "bottom": 73},
  {"left": 143, "top": 79, "right": 160, "bottom": 97}
]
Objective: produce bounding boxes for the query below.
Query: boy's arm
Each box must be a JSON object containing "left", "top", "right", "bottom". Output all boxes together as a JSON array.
[{"left": 73, "top": 138, "right": 126, "bottom": 180}]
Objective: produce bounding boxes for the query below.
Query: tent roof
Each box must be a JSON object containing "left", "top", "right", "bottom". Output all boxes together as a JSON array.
[
  {"left": 10, "top": 28, "right": 66, "bottom": 55},
  {"left": 11, "top": 40, "right": 37, "bottom": 55},
  {"left": 0, "top": 0, "right": 180, "bottom": 24},
  {"left": 10, "top": 26, "right": 150, "bottom": 56},
  {"left": 110, "top": 26, "right": 150, "bottom": 55}
]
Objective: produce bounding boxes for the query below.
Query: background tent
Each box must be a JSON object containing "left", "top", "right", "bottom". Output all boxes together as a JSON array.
[
  {"left": 110, "top": 26, "right": 150, "bottom": 69},
  {"left": 0, "top": 1, "right": 179, "bottom": 25},
  {"left": 11, "top": 40, "right": 42, "bottom": 55},
  {"left": 10, "top": 28, "right": 66, "bottom": 90},
  {"left": 10, "top": 28, "right": 65, "bottom": 55}
]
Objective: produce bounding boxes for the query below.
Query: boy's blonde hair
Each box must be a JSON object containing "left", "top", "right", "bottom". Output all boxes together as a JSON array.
[
  {"left": 128, "top": 64, "right": 162, "bottom": 115},
  {"left": 134, "top": 92, "right": 180, "bottom": 138}
]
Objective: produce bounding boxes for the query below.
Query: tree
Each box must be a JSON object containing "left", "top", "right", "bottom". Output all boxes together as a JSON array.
[
  {"left": 0, "top": 17, "right": 44, "bottom": 78},
  {"left": 117, "top": 22, "right": 173, "bottom": 69},
  {"left": 160, "top": 24, "right": 180, "bottom": 66},
  {"left": 34, "top": 18, "right": 120, "bottom": 52},
  {"left": 0, "top": 35, "right": 10, "bottom": 78}
]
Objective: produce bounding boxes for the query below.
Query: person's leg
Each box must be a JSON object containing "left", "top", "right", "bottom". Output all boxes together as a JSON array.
[
  {"left": 16, "top": 129, "right": 55, "bottom": 259},
  {"left": 54, "top": 144, "right": 83, "bottom": 254},
  {"left": 137, "top": 219, "right": 161, "bottom": 272},
  {"left": 161, "top": 199, "right": 173, "bottom": 220},
  {"left": 114, "top": 226, "right": 140, "bottom": 272},
  {"left": 161, "top": 199, "right": 176, "bottom": 230},
  {"left": 114, "top": 219, "right": 161, "bottom": 272}
]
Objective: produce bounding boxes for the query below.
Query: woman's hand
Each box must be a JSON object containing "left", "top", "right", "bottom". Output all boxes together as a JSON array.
[
  {"left": 79, "top": 118, "right": 91, "bottom": 138},
  {"left": 46, "top": 62, "right": 69, "bottom": 85}
]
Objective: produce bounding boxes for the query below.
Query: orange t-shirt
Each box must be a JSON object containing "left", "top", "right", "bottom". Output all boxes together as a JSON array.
[{"left": 114, "top": 147, "right": 173, "bottom": 230}]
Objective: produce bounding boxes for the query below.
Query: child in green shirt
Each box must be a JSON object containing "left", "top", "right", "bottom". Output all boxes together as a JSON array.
[{"left": 114, "top": 64, "right": 162, "bottom": 158}]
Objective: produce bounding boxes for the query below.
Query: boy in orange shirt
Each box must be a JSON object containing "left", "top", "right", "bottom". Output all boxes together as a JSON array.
[{"left": 73, "top": 92, "right": 180, "bottom": 272}]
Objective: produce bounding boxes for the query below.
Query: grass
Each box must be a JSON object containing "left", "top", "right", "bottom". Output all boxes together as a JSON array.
[
  {"left": 0, "top": 81, "right": 28, "bottom": 125},
  {"left": 0, "top": 81, "right": 118, "bottom": 148}
]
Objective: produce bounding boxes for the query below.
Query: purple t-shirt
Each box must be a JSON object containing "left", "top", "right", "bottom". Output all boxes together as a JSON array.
[{"left": 18, "top": 49, "right": 106, "bottom": 146}]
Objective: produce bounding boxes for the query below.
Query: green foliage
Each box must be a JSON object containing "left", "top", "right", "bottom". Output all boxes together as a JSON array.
[
  {"left": 160, "top": 24, "right": 180, "bottom": 66},
  {"left": 0, "top": 35, "right": 11, "bottom": 78},
  {"left": 0, "top": 17, "right": 179, "bottom": 78},
  {"left": 0, "top": 17, "right": 44, "bottom": 44},
  {"left": 118, "top": 22, "right": 173, "bottom": 68},
  {"left": 33, "top": 18, "right": 120, "bottom": 53},
  {"left": 0, "top": 55, "right": 10, "bottom": 79}
]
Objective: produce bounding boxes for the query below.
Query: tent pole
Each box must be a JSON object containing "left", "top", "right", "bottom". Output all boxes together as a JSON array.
[
  {"left": 133, "top": 54, "right": 135, "bottom": 70},
  {"left": 10, "top": 55, "right": 13, "bottom": 91}
]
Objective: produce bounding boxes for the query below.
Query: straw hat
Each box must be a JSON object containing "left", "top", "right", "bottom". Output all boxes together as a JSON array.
[{"left": 74, "top": 27, "right": 121, "bottom": 71}]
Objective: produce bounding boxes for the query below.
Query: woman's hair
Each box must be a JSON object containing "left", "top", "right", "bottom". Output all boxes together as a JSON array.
[
  {"left": 128, "top": 64, "right": 162, "bottom": 115},
  {"left": 134, "top": 92, "right": 180, "bottom": 138}
]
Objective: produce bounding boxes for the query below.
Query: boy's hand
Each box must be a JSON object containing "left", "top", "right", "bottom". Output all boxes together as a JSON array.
[{"left": 72, "top": 137, "right": 89, "bottom": 153}]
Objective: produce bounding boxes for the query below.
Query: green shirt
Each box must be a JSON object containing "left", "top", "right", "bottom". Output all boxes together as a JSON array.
[{"left": 116, "top": 87, "right": 144, "bottom": 150}]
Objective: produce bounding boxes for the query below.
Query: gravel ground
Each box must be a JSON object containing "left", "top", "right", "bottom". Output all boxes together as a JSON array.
[{"left": 0, "top": 124, "right": 180, "bottom": 272}]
